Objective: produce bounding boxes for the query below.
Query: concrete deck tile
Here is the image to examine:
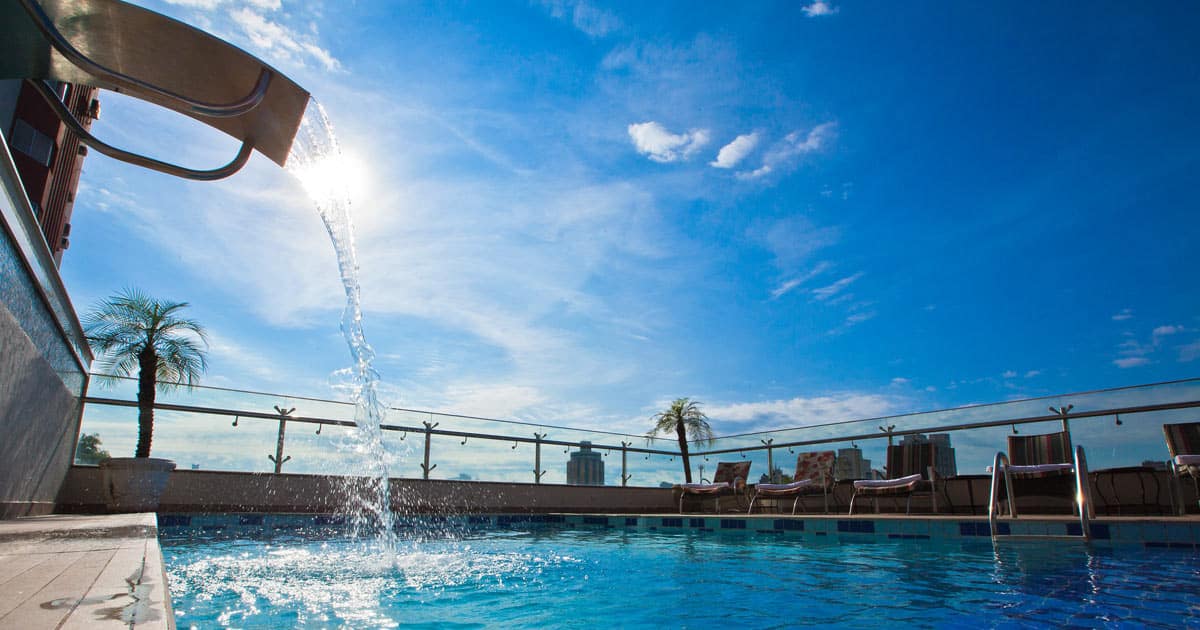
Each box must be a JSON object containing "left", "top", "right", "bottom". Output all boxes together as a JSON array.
[
  {"left": 0, "top": 553, "right": 48, "bottom": 587},
  {"left": 0, "top": 551, "right": 85, "bottom": 618},
  {"left": 0, "top": 513, "right": 168, "bottom": 630}
]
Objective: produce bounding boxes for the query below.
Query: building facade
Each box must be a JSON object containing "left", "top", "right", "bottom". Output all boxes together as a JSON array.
[
  {"left": 900, "top": 433, "right": 958, "bottom": 477},
  {"left": 567, "top": 441, "right": 604, "bottom": 486},
  {"left": 835, "top": 447, "right": 872, "bottom": 480},
  {"left": 1, "top": 79, "right": 99, "bottom": 266}
]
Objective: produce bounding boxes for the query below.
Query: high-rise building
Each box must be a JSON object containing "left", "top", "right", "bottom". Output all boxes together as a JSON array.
[
  {"left": 1, "top": 79, "right": 99, "bottom": 266},
  {"left": 567, "top": 441, "right": 604, "bottom": 485},
  {"left": 835, "top": 447, "right": 871, "bottom": 480},
  {"left": 900, "top": 433, "right": 958, "bottom": 477}
]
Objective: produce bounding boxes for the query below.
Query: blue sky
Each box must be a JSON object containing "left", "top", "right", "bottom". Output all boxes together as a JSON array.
[{"left": 64, "top": 0, "right": 1200, "bottom": 441}]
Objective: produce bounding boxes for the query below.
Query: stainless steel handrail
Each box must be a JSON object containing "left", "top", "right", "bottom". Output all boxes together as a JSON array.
[
  {"left": 988, "top": 452, "right": 1015, "bottom": 538},
  {"left": 29, "top": 79, "right": 255, "bottom": 181},
  {"left": 17, "top": 0, "right": 272, "bottom": 119},
  {"left": 694, "top": 398, "right": 1200, "bottom": 457},
  {"left": 1074, "top": 444, "right": 1093, "bottom": 540}
]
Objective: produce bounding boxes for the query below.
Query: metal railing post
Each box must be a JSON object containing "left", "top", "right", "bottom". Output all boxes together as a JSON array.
[
  {"left": 1050, "top": 404, "right": 1074, "bottom": 442},
  {"left": 760, "top": 438, "right": 774, "bottom": 482},
  {"left": 268, "top": 405, "right": 294, "bottom": 473},
  {"left": 621, "top": 441, "right": 632, "bottom": 486},
  {"left": 534, "top": 432, "right": 547, "bottom": 484},
  {"left": 421, "top": 420, "right": 439, "bottom": 479}
]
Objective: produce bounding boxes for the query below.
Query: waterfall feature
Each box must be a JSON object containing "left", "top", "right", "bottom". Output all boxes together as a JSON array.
[{"left": 287, "top": 100, "right": 394, "bottom": 548}]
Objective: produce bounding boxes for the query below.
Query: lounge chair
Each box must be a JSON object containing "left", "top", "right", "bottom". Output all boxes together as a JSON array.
[
  {"left": 849, "top": 443, "right": 940, "bottom": 515},
  {"left": 1163, "top": 421, "right": 1200, "bottom": 512},
  {"left": 988, "top": 430, "right": 1092, "bottom": 519},
  {"left": 676, "top": 461, "right": 751, "bottom": 514},
  {"left": 748, "top": 450, "right": 835, "bottom": 514}
]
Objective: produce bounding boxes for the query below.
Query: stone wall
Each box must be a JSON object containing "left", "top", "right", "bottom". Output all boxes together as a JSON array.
[
  {"left": 55, "top": 465, "right": 1189, "bottom": 516},
  {"left": 0, "top": 299, "right": 85, "bottom": 518},
  {"left": 57, "top": 467, "right": 679, "bottom": 514}
]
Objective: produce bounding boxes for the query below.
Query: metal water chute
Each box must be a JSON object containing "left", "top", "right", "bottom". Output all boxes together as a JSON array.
[{"left": 0, "top": 0, "right": 310, "bottom": 179}]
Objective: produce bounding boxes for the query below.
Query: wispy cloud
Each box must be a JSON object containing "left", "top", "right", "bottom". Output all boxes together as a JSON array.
[
  {"left": 802, "top": 1, "right": 839, "bottom": 17},
  {"left": 812, "top": 272, "right": 862, "bottom": 301},
  {"left": 1113, "top": 357, "right": 1150, "bottom": 369},
  {"left": 1153, "top": 324, "right": 1183, "bottom": 338},
  {"left": 737, "top": 122, "right": 837, "bottom": 180},
  {"left": 1111, "top": 308, "right": 1133, "bottom": 321},
  {"left": 627, "top": 122, "right": 710, "bottom": 163},
  {"left": 537, "top": 0, "right": 621, "bottom": 38},
  {"left": 827, "top": 309, "right": 875, "bottom": 336},
  {"left": 770, "top": 261, "right": 831, "bottom": 299},
  {"left": 705, "top": 393, "right": 896, "bottom": 431},
  {"left": 229, "top": 8, "right": 340, "bottom": 71},
  {"left": 1180, "top": 341, "right": 1200, "bottom": 363},
  {"left": 710, "top": 132, "right": 759, "bottom": 169}
]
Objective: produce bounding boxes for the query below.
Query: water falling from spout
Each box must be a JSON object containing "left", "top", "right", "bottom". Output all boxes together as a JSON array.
[{"left": 287, "top": 100, "right": 394, "bottom": 548}]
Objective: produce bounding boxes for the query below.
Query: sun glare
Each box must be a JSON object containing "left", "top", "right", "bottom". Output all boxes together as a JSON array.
[{"left": 291, "top": 150, "right": 369, "bottom": 208}]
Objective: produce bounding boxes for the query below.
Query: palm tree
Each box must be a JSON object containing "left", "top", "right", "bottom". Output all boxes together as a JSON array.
[
  {"left": 83, "top": 289, "right": 208, "bottom": 458},
  {"left": 649, "top": 397, "right": 714, "bottom": 483}
]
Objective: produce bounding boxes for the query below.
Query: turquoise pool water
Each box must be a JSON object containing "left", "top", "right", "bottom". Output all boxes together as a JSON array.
[{"left": 161, "top": 521, "right": 1200, "bottom": 628}]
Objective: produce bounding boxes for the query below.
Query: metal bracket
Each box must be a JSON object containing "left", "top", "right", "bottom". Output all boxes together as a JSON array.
[
  {"left": 29, "top": 79, "right": 255, "bottom": 180},
  {"left": 18, "top": 0, "right": 272, "bottom": 118}
]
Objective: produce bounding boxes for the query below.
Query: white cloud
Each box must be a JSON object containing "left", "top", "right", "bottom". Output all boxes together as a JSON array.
[
  {"left": 627, "top": 122, "right": 710, "bottom": 163},
  {"left": 164, "top": 0, "right": 223, "bottom": 7},
  {"left": 710, "top": 133, "right": 760, "bottom": 169},
  {"left": 737, "top": 122, "right": 837, "bottom": 180},
  {"left": 705, "top": 393, "right": 895, "bottom": 429},
  {"left": 1024, "top": 370, "right": 1041, "bottom": 378},
  {"left": 538, "top": 0, "right": 621, "bottom": 37},
  {"left": 802, "top": 1, "right": 839, "bottom": 17},
  {"left": 1111, "top": 308, "right": 1133, "bottom": 321},
  {"left": 1180, "top": 341, "right": 1200, "bottom": 363},
  {"left": 1153, "top": 324, "right": 1182, "bottom": 338},
  {"left": 1113, "top": 357, "right": 1150, "bottom": 368},
  {"left": 770, "top": 261, "right": 831, "bottom": 299},
  {"left": 229, "top": 8, "right": 341, "bottom": 71},
  {"left": 1002, "top": 370, "right": 1017, "bottom": 379},
  {"left": 812, "top": 272, "right": 862, "bottom": 301},
  {"left": 890, "top": 377, "right": 909, "bottom": 386}
]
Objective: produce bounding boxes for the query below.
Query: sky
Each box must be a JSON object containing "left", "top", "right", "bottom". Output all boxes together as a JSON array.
[{"left": 61, "top": 0, "right": 1200, "bottom": 452}]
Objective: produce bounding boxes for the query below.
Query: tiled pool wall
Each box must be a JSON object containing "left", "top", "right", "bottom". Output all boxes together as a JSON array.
[{"left": 157, "top": 513, "right": 1200, "bottom": 548}]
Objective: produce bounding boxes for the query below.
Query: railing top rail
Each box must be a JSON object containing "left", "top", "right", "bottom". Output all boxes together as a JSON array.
[
  {"left": 83, "top": 394, "right": 1200, "bottom": 459},
  {"left": 702, "top": 376, "right": 1200, "bottom": 443},
  {"left": 83, "top": 396, "right": 677, "bottom": 455},
  {"left": 88, "top": 372, "right": 654, "bottom": 440},
  {"left": 88, "top": 373, "right": 1200, "bottom": 447}
]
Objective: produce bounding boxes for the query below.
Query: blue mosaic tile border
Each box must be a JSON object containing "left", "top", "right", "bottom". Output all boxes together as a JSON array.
[{"left": 155, "top": 513, "right": 1200, "bottom": 547}]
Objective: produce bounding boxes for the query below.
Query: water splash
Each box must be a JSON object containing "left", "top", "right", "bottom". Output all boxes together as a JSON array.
[{"left": 287, "top": 100, "right": 394, "bottom": 548}]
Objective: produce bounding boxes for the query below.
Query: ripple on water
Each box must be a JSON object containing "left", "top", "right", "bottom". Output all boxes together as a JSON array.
[{"left": 165, "top": 529, "right": 1200, "bottom": 629}]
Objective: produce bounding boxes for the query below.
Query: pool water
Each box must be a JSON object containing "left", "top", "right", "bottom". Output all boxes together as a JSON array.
[{"left": 162, "top": 526, "right": 1200, "bottom": 628}]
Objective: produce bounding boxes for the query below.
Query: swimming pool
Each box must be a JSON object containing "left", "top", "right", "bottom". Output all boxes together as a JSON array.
[{"left": 161, "top": 515, "right": 1199, "bottom": 628}]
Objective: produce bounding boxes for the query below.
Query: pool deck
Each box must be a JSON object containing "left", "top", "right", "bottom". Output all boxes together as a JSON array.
[{"left": 0, "top": 513, "right": 171, "bottom": 630}]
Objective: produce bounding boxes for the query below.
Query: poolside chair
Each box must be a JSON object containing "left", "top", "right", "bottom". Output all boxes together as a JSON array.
[
  {"left": 1163, "top": 422, "right": 1200, "bottom": 512},
  {"left": 988, "top": 430, "right": 1092, "bottom": 519},
  {"left": 677, "top": 461, "right": 751, "bottom": 514},
  {"left": 748, "top": 450, "right": 835, "bottom": 514},
  {"left": 849, "top": 443, "right": 940, "bottom": 515}
]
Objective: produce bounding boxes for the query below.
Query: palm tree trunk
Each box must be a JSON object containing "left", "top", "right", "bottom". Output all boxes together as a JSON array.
[
  {"left": 136, "top": 348, "right": 157, "bottom": 458},
  {"left": 675, "top": 420, "right": 692, "bottom": 483}
]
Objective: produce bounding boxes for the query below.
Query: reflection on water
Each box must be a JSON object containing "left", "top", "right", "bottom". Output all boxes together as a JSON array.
[{"left": 164, "top": 527, "right": 1200, "bottom": 629}]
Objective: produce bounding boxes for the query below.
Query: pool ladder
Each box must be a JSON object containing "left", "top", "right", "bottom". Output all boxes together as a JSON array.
[{"left": 987, "top": 446, "right": 1094, "bottom": 542}]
